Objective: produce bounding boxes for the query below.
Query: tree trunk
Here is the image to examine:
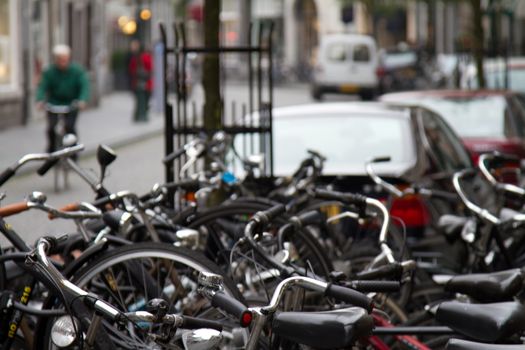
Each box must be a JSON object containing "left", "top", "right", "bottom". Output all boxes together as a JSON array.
[
  {"left": 470, "top": 0, "right": 485, "bottom": 89},
  {"left": 202, "top": 0, "right": 222, "bottom": 132}
]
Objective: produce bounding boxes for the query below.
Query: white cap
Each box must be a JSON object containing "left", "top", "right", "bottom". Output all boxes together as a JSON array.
[{"left": 52, "top": 44, "right": 71, "bottom": 57}]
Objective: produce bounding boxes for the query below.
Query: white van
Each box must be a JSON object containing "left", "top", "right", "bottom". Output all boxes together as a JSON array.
[{"left": 312, "top": 34, "right": 379, "bottom": 100}]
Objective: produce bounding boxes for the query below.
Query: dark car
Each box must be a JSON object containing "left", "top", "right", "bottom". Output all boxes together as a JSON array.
[
  {"left": 380, "top": 90, "right": 525, "bottom": 162},
  {"left": 262, "top": 102, "right": 472, "bottom": 236}
]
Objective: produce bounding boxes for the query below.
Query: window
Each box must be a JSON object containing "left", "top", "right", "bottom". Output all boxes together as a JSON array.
[
  {"left": 326, "top": 43, "right": 347, "bottom": 62},
  {"left": 272, "top": 112, "right": 414, "bottom": 175},
  {"left": 353, "top": 44, "right": 370, "bottom": 62},
  {"left": 419, "top": 109, "right": 472, "bottom": 172},
  {"left": 509, "top": 95, "right": 525, "bottom": 137},
  {"left": 417, "top": 96, "right": 508, "bottom": 138},
  {"left": 0, "top": 0, "right": 11, "bottom": 85}
]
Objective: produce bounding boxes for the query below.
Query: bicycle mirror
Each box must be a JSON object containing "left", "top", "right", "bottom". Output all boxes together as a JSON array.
[{"left": 97, "top": 144, "right": 117, "bottom": 182}]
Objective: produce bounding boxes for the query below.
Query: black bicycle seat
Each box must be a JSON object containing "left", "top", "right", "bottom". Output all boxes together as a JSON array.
[
  {"left": 445, "top": 269, "right": 523, "bottom": 302},
  {"left": 436, "top": 301, "right": 525, "bottom": 342},
  {"left": 446, "top": 338, "right": 525, "bottom": 350},
  {"left": 271, "top": 307, "right": 374, "bottom": 349}
]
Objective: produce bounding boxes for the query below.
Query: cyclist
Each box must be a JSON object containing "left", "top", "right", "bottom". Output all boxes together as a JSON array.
[{"left": 36, "top": 44, "right": 90, "bottom": 152}]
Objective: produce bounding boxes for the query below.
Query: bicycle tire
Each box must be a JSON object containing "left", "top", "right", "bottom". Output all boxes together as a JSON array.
[{"left": 35, "top": 242, "right": 244, "bottom": 350}]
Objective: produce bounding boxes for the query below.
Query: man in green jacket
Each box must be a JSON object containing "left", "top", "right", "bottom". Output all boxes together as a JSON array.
[{"left": 36, "top": 44, "right": 90, "bottom": 152}]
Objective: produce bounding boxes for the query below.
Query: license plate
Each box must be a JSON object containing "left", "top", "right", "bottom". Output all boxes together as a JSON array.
[{"left": 339, "top": 84, "right": 359, "bottom": 93}]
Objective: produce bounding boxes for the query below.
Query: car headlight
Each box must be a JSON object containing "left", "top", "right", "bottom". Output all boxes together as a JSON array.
[{"left": 51, "top": 315, "right": 79, "bottom": 348}]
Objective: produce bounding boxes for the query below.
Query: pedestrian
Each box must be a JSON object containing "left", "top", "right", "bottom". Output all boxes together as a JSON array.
[
  {"left": 36, "top": 44, "right": 90, "bottom": 152},
  {"left": 128, "top": 40, "right": 153, "bottom": 122}
]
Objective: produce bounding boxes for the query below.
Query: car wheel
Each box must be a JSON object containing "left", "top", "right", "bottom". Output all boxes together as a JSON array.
[{"left": 359, "top": 89, "right": 375, "bottom": 101}]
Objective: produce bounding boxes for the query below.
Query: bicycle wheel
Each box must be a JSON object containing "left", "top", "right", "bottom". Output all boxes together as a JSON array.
[{"left": 36, "top": 242, "right": 246, "bottom": 350}]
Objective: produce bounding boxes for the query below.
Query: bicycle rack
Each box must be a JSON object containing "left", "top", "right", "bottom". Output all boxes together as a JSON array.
[{"left": 159, "top": 22, "right": 275, "bottom": 206}]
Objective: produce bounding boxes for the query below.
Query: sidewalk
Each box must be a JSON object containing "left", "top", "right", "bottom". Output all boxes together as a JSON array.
[{"left": 0, "top": 93, "right": 164, "bottom": 173}]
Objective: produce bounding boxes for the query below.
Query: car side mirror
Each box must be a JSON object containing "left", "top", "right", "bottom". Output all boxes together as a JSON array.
[{"left": 97, "top": 144, "right": 117, "bottom": 183}]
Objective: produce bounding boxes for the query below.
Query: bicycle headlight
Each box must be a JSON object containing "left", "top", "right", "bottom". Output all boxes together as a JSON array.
[{"left": 51, "top": 315, "right": 79, "bottom": 348}]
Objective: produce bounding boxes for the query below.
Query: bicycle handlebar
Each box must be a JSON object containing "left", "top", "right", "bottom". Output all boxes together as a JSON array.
[
  {"left": 452, "top": 169, "right": 500, "bottom": 225},
  {"left": 478, "top": 152, "right": 525, "bottom": 198},
  {"left": 45, "top": 103, "right": 78, "bottom": 114},
  {"left": 31, "top": 238, "right": 223, "bottom": 332},
  {"left": 0, "top": 195, "right": 101, "bottom": 220},
  {"left": 211, "top": 291, "right": 252, "bottom": 328},
  {"left": 262, "top": 276, "right": 374, "bottom": 314},
  {"left": 122, "top": 311, "right": 223, "bottom": 331},
  {"left": 313, "top": 189, "right": 395, "bottom": 263},
  {"left": 0, "top": 144, "right": 85, "bottom": 187}
]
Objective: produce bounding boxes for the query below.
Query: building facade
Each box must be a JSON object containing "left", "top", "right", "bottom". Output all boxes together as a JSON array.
[
  {"left": 0, "top": 0, "right": 109, "bottom": 130},
  {"left": 0, "top": 0, "right": 22, "bottom": 129}
]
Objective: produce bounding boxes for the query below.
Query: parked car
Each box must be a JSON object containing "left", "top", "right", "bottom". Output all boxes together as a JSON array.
[
  {"left": 380, "top": 90, "right": 525, "bottom": 162},
  {"left": 377, "top": 47, "right": 427, "bottom": 93},
  {"left": 252, "top": 102, "right": 473, "bottom": 237},
  {"left": 311, "top": 34, "right": 379, "bottom": 101}
]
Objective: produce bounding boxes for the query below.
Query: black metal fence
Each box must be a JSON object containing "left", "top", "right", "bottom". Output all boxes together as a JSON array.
[{"left": 159, "top": 22, "right": 275, "bottom": 194}]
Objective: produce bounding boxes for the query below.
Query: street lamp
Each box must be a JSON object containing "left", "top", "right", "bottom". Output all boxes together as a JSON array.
[{"left": 140, "top": 8, "right": 152, "bottom": 21}]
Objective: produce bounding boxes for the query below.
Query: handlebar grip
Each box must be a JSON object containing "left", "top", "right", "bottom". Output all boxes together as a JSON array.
[
  {"left": 102, "top": 210, "right": 128, "bottom": 231},
  {"left": 295, "top": 210, "right": 324, "bottom": 227},
  {"left": 48, "top": 202, "right": 80, "bottom": 220},
  {"left": 307, "top": 149, "right": 327, "bottom": 161},
  {"left": 92, "top": 195, "right": 113, "bottom": 208},
  {"left": 314, "top": 189, "right": 367, "bottom": 207},
  {"left": 254, "top": 204, "right": 286, "bottom": 225},
  {"left": 0, "top": 202, "right": 29, "bottom": 217},
  {"left": 211, "top": 291, "right": 252, "bottom": 328},
  {"left": 181, "top": 316, "right": 223, "bottom": 331},
  {"left": 371, "top": 156, "right": 391, "bottom": 163},
  {"left": 0, "top": 168, "right": 16, "bottom": 186},
  {"left": 325, "top": 284, "right": 374, "bottom": 313},
  {"left": 44, "top": 235, "right": 69, "bottom": 255},
  {"left": 355, "top": 263, "right": 403, "bottom": 281},
  {"left": 162, "top": 148, "right": 186, "bottom": 164},
  {"left": 346, "top": 280, "right": 401, "bottom": 293},
  {"left": 37, "top": 158, "right": 60, "bottom": 176}
]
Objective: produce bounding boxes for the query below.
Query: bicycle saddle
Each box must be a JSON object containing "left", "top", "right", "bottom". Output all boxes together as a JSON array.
[
  {"left": 271, "top": 307, "right": 374, "bottom": 349},
  {"left": 445, "top": 269, "right": 523, "bottom": 302},
  {"left": 436, "top": 301, "right": 525, "bottom": 342},
  {"left": 446, "top": 338, "right": 525, "bottom": 350}
]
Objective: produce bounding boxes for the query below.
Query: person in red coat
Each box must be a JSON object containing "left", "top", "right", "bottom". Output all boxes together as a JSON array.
[{"left": 128, "top": 40, "right": 153, "bottom": 122}]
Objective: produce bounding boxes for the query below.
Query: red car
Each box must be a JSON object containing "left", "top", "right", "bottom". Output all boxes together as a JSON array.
[{"left": 380, "top": 90, "right": 525, "bottom": 162}]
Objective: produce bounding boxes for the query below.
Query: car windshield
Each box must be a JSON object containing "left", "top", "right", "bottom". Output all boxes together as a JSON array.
[
  {"left": 417, "top": 96, "right": 507, "bottom": 138},
  {"left": 272, "top": 113, "right": 415, "bottom": 175}
]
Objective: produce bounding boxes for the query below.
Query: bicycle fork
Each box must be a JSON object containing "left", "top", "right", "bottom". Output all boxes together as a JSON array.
[{"left": 1, "top": 277, "right": 36, "bottom": 350}]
